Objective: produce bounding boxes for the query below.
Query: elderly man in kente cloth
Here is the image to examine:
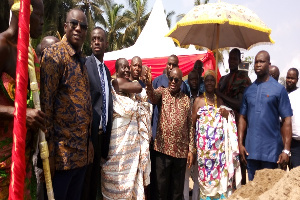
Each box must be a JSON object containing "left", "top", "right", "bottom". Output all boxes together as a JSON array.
[{"left": 0, "top": 0, "right": 45, "bottom": 199}]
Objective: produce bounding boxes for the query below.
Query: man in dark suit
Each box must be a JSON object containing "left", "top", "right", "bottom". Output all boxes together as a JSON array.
[{"left": 81, "top": 27, "right": 113, "bottom": 200}]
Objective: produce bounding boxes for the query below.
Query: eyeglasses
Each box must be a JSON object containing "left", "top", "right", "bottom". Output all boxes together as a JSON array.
[
  {"left": 167, "top": 63, "right": 178, "bottom": 67},
  {"left": 169, "top": 77, "right": 180, "bottom": 83},
  {"left": 66, "top": 19, "right": 88, "bottom": 30}
]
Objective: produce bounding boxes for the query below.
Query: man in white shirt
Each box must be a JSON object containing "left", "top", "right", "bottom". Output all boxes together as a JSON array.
[{"left": 286, "top": 68, "right": 300, "bottom": 168}]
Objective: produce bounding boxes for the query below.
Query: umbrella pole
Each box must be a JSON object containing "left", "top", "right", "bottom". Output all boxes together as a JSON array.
[{"left": 215, "top": 24, "right": 220, "bottom": 87}]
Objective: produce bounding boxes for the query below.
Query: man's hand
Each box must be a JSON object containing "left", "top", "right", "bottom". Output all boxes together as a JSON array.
[
  {"left": 145, "top": 67, "right": 152, "bottom": 87},
  {"left": 219, "top": 107, "right": 229, "bottom": 119},
  {"left": 187, "top": 152, "right": 194, "bottom": 168},
  {"left": 239, "top": 144, "right": 248, "bottom": 166},
  {"left": 26, "top": 108, "right": 46, "bottom": 132},
  {"left": 277, "top": 152, "right": 289, "bottom": 170}
]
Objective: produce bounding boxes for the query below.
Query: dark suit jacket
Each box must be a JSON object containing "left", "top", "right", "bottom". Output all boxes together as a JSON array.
[{"left": 86, "top": 55, "right": 113, "bottom": 159}]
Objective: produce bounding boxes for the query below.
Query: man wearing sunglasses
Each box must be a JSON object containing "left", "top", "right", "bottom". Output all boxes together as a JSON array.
[
  {"left": 41, "top": 8, "right": 93, "bottom": 200},
  {"left": 149, "top": 55, "right": 189, "bottom": 199},
  {"left": 146, "top": 67, "right": 194, "bottom": 200}
]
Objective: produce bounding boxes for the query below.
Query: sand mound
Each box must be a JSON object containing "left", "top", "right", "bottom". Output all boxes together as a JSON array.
[{"left": 229, "top": 167, "right": 300, "bottom": 200}]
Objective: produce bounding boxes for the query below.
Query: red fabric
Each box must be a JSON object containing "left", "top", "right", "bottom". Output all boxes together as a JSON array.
[
  {"left": 104, "top": 50, "right": 221, "bottom": 81},
  {"left": 9, "top": 0, "right": 31, "bottom": 199}
]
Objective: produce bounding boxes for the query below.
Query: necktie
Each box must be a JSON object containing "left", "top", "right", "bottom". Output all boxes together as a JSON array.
[{"left": 99, "top": 63, "right": 106, "bottom": 132}]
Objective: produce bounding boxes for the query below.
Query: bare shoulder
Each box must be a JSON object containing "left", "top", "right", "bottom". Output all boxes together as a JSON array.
[{"left": 194, "top": 95, "right": 205, "bottom": 108}]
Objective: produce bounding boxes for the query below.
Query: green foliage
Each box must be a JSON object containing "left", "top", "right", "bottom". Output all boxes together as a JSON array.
[
  {"left": 122, "top": 0, "right": 150, "bottom": 48},
  {"left": 165, "top": 10, "right": 175, "bottom": 28},
  {"left": 98, "top": 1, "right": 128, "bottom": 51}
]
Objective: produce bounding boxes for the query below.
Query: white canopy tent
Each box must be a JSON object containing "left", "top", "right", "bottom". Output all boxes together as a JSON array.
[{"left": 104, "top": 0, "right": 206, "bottom": 61}]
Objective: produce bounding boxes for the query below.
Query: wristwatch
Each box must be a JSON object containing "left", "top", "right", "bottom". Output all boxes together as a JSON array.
[{"left": 282, "top": 149, "right": 291, "bottom": 156}]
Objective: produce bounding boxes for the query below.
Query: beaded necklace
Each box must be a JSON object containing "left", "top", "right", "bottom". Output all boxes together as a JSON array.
[{"left": 204, "top": 92, "right": 218, "bottom": 119}]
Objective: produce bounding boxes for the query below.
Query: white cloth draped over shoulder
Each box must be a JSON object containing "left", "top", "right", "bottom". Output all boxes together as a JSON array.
[{"left": 101, "top": 87, "right": 152, "bottom": 200}]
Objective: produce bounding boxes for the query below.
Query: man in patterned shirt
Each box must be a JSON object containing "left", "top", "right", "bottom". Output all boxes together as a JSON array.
[
  {"left": 146, "top": 67, "right": 195, "bottom": 200},
  {"left": 40, "top": 8, "right": 93, "bottom": 200}
]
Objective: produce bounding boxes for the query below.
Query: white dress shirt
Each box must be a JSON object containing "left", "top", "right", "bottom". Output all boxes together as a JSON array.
[{"left": 289, "top": 88, "right": 300, "bottom": 140}]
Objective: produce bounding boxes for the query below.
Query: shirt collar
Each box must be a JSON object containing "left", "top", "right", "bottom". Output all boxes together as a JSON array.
[
  {"left": 93, "top": 55, "right": 104, "bottom": 67},
  {"left": 61, "top": 36, "right": 79, "bottom": 57}
]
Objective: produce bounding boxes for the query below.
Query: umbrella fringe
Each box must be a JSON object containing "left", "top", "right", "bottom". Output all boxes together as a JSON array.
[{"left": 247, "top": 38, "right": 275, "bottom": 50}]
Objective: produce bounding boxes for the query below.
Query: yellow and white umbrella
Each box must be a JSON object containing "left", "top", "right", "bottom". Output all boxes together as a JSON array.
[{"left": 166, "top": 1, "right": 274, "bottom": 74}]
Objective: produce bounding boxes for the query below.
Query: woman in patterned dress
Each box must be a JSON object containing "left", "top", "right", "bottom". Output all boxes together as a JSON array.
[{"left": 192, "top": 70, "right": 241, "bottom": 200}]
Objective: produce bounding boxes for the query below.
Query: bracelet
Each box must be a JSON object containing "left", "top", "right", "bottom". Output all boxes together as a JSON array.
[{"left": 282, "top": 149, "right": 291, "bottom": 156}]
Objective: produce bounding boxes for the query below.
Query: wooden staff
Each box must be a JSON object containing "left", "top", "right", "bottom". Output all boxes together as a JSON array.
[{"left": 28, "top": 43, "right": 55, "bottom": 200}]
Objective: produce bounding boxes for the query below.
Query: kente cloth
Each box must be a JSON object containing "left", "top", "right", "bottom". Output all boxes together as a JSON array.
[
  {"left": 102, "top": 88, "right": 152, "bottom": 200},
  {"left": 0, "top": 49, "right": 40, "bottom": 200},
  {"left": 196, "top": 105, "right": 241, "bottom": 199},
  {"left": 220, "top": 70, "right": 251, "bottom": 99},
  {"left": 219, "top": 70, "right": 251, "bottom": 122}
]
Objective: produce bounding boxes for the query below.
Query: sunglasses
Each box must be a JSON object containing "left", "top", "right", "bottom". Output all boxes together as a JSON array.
[
  {"left": 66, "top": 19, "right": 88, "bottom": 30},
  {"left": 169, "top": 77, "right": 180, "bottom": 83}
]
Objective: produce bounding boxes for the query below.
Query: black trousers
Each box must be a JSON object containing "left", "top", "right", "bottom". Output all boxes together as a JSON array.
[
  {"left": 155, "top": 151, "right": 187, "bottom": 200},
  {"left": 52, "top": 166, "right": 87, "bottom": 200},
  {"left": 81, "top": 134, "right": 103, "bottom": 200},
  {"left": 290, "top": 139, "right": 300, "bottom": 169}
]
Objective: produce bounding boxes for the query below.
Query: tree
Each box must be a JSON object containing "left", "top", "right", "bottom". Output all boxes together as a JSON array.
[
  {"left": 122, "top": 0, "right": 150, "bottom": 47},
  {"left": 165, "top": 10, "right": 175, "bottom": 29},
  {"left": 98, "top": 1, "right": 128, "bottom": 51},
  {"left": 43, "top": 0, "right": 74, "bottom": 37}
]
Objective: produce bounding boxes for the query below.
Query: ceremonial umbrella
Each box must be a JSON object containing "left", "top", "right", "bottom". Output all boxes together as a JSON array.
[{"left": 166, "top": 1, "right": 274, "bottom": 75}]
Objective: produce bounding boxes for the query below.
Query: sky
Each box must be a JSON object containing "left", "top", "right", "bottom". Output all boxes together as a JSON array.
[{"left": 116, "top": 0, "right": 300, "bottom": 80}]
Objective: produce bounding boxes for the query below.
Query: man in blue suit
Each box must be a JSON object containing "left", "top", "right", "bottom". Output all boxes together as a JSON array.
[{"left": 81, "top": 27, "right": 113, "bottom": 200}]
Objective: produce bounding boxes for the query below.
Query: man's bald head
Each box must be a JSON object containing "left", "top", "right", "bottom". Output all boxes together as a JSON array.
[
  {"left": 256, "top": 50, "right": 270, "bottom": 62},
  {"left": 41, "top": 36, "right": 60, "bottom": 52},
  {"left": 170, "top": 67, "right": 183, "bottom": 79},
  {"left": 269, "top": 65, "right": 280, "bottom": 81},
  {"left": 169, "top": 68, "right": 183, "bottom": 94}
]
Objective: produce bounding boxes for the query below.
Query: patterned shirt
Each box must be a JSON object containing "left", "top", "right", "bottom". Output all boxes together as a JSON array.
[
  {"left": 41, "top": 37, "right": 93, "bottom": 170},
  {"left": 147, "top": 87, "right": 195, "bottom": 158}
]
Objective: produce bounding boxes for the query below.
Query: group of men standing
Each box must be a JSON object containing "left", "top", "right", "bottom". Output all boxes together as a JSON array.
[{"left": 0, "top": 1, "right": 299, "bottom": 200}]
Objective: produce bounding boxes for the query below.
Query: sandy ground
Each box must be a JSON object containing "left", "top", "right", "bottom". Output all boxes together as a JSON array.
[{"left": 228, "top": 167, "right": 300, "bottom": 200}]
